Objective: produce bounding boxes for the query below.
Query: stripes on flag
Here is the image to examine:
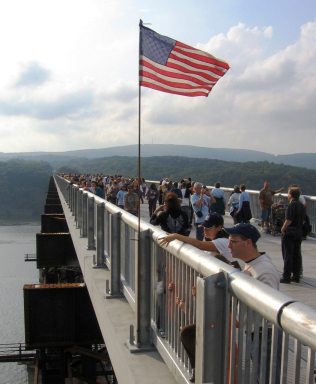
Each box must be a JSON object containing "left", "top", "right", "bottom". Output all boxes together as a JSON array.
[{"left": 139, "top": 23, "right": 230, "bottom": 97}]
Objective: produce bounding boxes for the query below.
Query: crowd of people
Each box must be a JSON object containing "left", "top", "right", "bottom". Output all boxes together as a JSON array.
[
  {"left": 64, "top": 172, "right": 311, "bottom": 283},
  {"left": 64, "top": 173, "right": 312, "bottom": 288},
  {"left": 62, "top": 172, "right": 311, "bottom": 383}
]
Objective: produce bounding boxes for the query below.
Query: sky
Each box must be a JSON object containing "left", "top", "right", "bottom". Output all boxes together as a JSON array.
[{"left": 0, "top": 0, "right": 316, "bottom": 155}]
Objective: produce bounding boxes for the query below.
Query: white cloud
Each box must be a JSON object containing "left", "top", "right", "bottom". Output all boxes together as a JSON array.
[
  {"left": 139, "top": 21, "right": 316, "bottom": 154},
  {"left": 0, "top": 7, "right": 315, "bottom": 154}
]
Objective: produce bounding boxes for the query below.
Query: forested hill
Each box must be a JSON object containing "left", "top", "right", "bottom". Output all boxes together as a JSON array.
[
  {"left": 58, "top": 156, "right": 316, "bottom": 196},
  {"left": 1, "top": 144, "right": 316, "bottom": 170},
  {"left": 0, "top": 159, "right": 52, "bottom": 224},
  {"left": 1, "top": 155, "right": 315, "bottom": 225}
]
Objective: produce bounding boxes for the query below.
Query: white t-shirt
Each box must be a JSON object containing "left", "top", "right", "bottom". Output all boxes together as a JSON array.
[
  {"left": 243, "top": 253, "right": 279, "bottom": 290},
  {"left": 211, "top": 238, "right": 234, "bottom": 262}
]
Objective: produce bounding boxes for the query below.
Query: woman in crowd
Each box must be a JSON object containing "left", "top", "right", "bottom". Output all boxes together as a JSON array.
[
  {"left": 227, "top": 185, "right": 241, "bottom": 224},
  {"left": 210, "top": 182, "right": 225, "bottom": 215},
  {"left": 236, "top": 184, "right": 252, "bottom": 223},
  {"left": 150, "top": 192, "right": 190, "bottom": 236}
]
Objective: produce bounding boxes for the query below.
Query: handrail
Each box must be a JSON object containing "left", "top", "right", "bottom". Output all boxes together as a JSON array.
[{"left": 55, "top": 174, "right": 316, "bottom": 383}]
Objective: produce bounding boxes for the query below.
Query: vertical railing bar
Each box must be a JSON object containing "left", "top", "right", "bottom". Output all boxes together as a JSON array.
[
  {"left": 237, "top": 302, "right": 245, "bottom": 384},
  {"left": 229, "top": 296, "right": 238, "bottom": 384},
  {"left": 171, "top": 254, "right": 176, "bottom": 350},
  {"left": 87, "top": 196, "right": 95, "bottom": 250},
  {"left": 259, "top": 319, "right": 268, "bottom": 384},
  {"left": 294, "top": 339, "right": 302, "bottom": 384},
  {"left": 280, "top": 332, "right": 289, "bottom": 384},
  {"left": 250, "top": 312, "right": 260, "bottom": 384},
  {"left": 244, "top": 306, "right": 252, "bottom": 382},
  {"left": 174, "top": 257, "right": 179, "bottom": 355},
  {"left": 305, "top": 348, "right": 315, "bottom": 384},
  {"left": 222, "top": 276, "right": 231, "bottom": 384},
  {"left": 81, "top": 192, "right": 88, "bottom": 238},
  {"left": 269, "top": 324, "right": 280, "bottom": 384}
]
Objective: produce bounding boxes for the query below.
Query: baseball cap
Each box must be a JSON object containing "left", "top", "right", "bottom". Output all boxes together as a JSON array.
[
  {"left": 202, "top": 212, "right": 224, "bottom": 228},
  {"left": 224, "top": 223, "right": 261, "bottom": 243}
]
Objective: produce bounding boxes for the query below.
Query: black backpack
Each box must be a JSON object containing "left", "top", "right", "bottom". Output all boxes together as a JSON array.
[{"left": 165, "top": 211, "right": 189, "bottom": 236}]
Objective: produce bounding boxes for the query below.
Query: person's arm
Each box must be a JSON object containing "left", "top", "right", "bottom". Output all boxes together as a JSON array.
[
  {"left": 281, "top": 202, "right": 294, "bottom": 235},
  {"left": 281, "top": 219, "right": 292, "bottom": 235},
  {"left": 150, "top": 205, "right": 165, "bottom": 225},
  {"left": 159, "top": 233, "right": 219, "bottom": 252},
  {"left": 191, "top": 194, "right": 203, "bottom": 210},
  {"left": 258, "top": 190, "right": 264, "bottom": 207},
  {"left": 274, "top": 187, "right": 284, "bottom": 194}
]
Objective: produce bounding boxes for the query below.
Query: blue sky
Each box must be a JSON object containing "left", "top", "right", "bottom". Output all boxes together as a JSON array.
[{"left": 0, "top": 0, "right": 315, "bottom": 154}]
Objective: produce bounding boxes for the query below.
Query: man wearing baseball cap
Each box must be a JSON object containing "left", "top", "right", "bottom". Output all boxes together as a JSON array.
[
  {"left": 225, "top": 223, "right": 279, "bottom": 289},
  {"left": 226, "top": 223, "right": 281, "bottom": 383}
]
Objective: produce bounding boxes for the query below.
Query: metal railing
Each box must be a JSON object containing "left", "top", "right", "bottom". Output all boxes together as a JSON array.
[{"left": 55, "top": 175, "right": 316, "bottom": 384}]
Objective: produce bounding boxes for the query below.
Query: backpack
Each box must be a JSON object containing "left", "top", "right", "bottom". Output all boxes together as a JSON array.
[{"left": 166, "top": 211, "right": 189, "bottom": 236}]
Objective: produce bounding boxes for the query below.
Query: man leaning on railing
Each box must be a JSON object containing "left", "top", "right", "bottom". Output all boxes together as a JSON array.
[{"left": 160, "top": 223, "right": 281, "bottom": 383}]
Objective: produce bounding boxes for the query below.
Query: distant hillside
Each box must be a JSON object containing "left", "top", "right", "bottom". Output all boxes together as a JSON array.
[
  {"left": 1, "top": 155, "right": 315, "bottom": 225},
  {"left": 0, "top": 159, "right": 52, "bottom": 224},
  {"left": 0, "top": 144, "right": 315, "bottom": 170},
  {"left": 57, "top": 156, "right": 316, "bottom": 196}
]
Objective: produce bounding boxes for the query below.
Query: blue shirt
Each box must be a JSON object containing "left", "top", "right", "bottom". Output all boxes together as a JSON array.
[
  {"left": 117, "top": 190, "right": 127, "bottom": 206},
  {"left": 191, "top": 193, "right": 210, "bottom": 223},
  {"left": 239, "top": 191, "right": 250, "bottom": 206}
]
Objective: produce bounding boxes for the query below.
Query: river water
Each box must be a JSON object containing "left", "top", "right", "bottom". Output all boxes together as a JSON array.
[{"left": 0, "top": 225, "right": 39, "bottom": 384}]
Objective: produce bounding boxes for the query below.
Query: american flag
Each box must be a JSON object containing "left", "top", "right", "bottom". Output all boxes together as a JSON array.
[{"left": 139, "top": 23, "right": 230, "bottom": 97}]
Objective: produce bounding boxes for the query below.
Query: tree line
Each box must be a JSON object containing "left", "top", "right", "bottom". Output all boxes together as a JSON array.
[
  {"left": 1, "top": 155, "right": 315, "bottom": 224},
  {"left": 58, "top": 156, "right": 316, "bottom": 195}
]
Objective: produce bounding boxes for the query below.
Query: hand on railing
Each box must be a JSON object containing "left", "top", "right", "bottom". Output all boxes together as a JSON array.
[
  {"left": 174, "top": 297, "right": 186, "bottom": 311},
  {"left": 159, "top": 233, "right": 178, "bottom": 246},
  {"left": 168, "top": 282, "right": 175, "bottom": 291}
]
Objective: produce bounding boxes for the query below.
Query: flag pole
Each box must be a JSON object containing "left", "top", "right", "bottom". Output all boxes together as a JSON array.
[{"left": 137, "top": 20, "right": 142, "bottom": 263}]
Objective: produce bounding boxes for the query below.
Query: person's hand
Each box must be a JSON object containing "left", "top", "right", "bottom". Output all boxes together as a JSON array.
[
  {"left": 154, "top": 205, "right": 165, "bottom": 214},
  {"left": 159, "top": 234, "right": 177, "bottom": 246}
]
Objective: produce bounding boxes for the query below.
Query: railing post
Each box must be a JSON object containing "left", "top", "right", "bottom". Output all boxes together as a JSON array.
[
  {"left": 87, "top": 196, "right": 96, "bottom": 250},
  {"left": 195, "top": 272, "right": 227, "bottom": 384},
  {"left": 106, "top": 212, "right": 122, "bottom": 297},
  {"left": 81, "top": 192, "right": 88, "bottom": 238},
  {"left": 69, "top": 185, "right": 73, "bottom": 212},
  {"left": 94, "top": 202, "right": 105, "bottom": 268},
  {"left": 74, "top": 187, "right": 78, "bottom": 220},
  {"left": 130, "top": 229, "right": 153, "bottom": 351},
  {"left": 71, "top": 185, "right": 75, "bottom": 213},
  {"left": 77, "top": 189, "right": 83, "bottom": 230},
  {"left": 66, "top": 182, "right": 71, "bottom": 205}
]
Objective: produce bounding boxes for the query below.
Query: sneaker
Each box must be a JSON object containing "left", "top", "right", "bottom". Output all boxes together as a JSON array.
[{"left": 280, "top": 278, "right": 291, "bottom": 284}]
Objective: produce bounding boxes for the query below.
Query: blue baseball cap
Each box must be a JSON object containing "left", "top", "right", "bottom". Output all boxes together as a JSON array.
[{"left": 224, "top": 223, "right": 261, "bottom": 243}]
